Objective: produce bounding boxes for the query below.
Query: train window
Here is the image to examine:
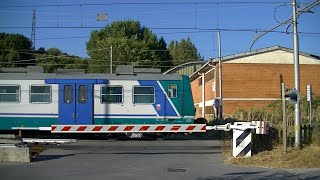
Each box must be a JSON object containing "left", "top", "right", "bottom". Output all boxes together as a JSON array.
[
  {"left": 101, "top": 86, "right": 123, "bottom": 103},
  {"left": 168, "top": 84, "right": 177, "bottom": 98},
  {"left": 64, "top": 85, "right": 73, "bottom": 103},
  {"left": 0, "top": 85, "right": 20, "bottom": 103},
  {"left": 78, "top": 85, "right": 87, "bottom": 104},
  {"left": 133, "top": 86, "right": 155, "bottom": 104},
  {"left": 30, "top": 85, "right": 51, "bottom": 103}
]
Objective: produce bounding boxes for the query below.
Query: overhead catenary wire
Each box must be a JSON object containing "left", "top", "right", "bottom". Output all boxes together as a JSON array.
[
  {"left": 250, "top": 0, "right": 320, "bottom": 50},
  {"left": 0, "top": 47, "right": 212, "bottom": 57},
  {"left": 0, "top": 1, "right": 317, "bottom": 66},
  {"left": 3, "top": 46, "right": 318, "bottom": 58},
  {"left": 0, "top": 48, "right": 205, "bottom": 64},
  {"left": 0, "top": 2, "right": 291, "bottom": 8},
  {"left": 4, "top": 56, "right": 203, "bottom": 64},
  {"left": 0, "top": 62, "right": 180, "bottom": 68},
  {"left": 1, "top": 47, "right": 311, "bottom": 65},
  {"left": 273, "top": 3, "right": 289, "bottom": 23},
  {"left": 1, "top": 26, "right": 319, "bottom": 36}
]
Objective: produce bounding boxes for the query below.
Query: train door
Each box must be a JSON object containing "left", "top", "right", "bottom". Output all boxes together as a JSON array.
[{"left": 59, "top": 83, "right": 93, "bottom": 124}]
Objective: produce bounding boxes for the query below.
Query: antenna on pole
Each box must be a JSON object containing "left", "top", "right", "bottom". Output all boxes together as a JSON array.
[{"left": 31, "top": 9, "right": 36, "bottom": 49}]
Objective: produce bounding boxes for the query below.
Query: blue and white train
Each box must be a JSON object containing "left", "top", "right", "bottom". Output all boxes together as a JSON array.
[{"left": 0, "top": 67, "right": 197, "bottom": 132}]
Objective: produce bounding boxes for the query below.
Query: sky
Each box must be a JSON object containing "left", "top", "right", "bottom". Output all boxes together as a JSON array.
[{"left": 0, "top": 0, "right": 319, "bottom": 61}]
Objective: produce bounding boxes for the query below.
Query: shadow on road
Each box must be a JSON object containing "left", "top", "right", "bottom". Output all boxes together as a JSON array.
[
  {"left": 77, "top": 151, "right": 221, "bottom": 155},
  {"left": 32, "top": 154, "right": 75, "bottom": 162},
  {"left": 59, "top": 145, "right": 222, "bottom": 150}
]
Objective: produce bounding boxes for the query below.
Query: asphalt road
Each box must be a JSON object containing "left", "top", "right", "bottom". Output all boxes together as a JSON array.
[{"left": 0, "top": 139, "right": 319, "bottom": 180}]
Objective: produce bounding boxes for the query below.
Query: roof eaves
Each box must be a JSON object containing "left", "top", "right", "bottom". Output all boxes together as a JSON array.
[
  {"left": 189, "top": 61, "right": 213, "bottom": 80},
  {"left": 211, "top": 46, "right": 282, "bottom": 63},
  {"left": 210, "top": 45, "right": 320, "bottom": 63}
]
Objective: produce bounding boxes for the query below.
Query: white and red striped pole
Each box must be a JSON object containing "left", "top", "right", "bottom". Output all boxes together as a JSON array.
[{"left": 51, "top": 124, "right": 206, "bottom": 133}]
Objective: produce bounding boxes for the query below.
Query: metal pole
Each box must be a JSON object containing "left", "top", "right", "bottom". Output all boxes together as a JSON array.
[
  {"left": 307, "top": 85, "right": 312, "bottom": 127},
  {"left": 282, "top": 82, "right": 287, "bottom": 154},
  {"left": 310, "top": 99, "right": 312, "bottom": 127},
  {"left": 292, "top": 0, "right": 301, "bottom": 149},
  {"left": 110, "top": 46, "right": 113, "bottom": 74},
  {"left": 218, "top": 31, "right": 223, "bottom": 120},
  {"left": 202, "top": 73, "right": 205, "bottom": 118}
]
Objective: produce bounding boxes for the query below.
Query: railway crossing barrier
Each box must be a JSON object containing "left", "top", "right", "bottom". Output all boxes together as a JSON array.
[
  {"left": 208, "top": 121, "right": 268, "bottom": 157},
  {"left": 49, "top": 121, "right": 268, "bottom": 157},
  {"left": 50, "top": 124, "right": 207, "bottom": 133},
  {"left": 12, "top": 121, "right": 268, "bottom": 158}
]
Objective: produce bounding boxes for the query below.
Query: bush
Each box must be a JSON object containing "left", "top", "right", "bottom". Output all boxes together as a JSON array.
[{"left": 231, "top": 95, "right": 320, "bottom": 144}]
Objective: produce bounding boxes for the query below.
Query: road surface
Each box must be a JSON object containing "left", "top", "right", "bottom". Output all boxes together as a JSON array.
[{"left": 0, "top": 139, "right": 319, "bottom": 180}]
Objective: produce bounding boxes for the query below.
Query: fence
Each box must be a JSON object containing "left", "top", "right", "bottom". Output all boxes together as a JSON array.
[{"left": 278, "top": 125, "right": 320, "bottom": 146}]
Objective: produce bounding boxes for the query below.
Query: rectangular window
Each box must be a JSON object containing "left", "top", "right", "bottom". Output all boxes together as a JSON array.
[
  {"left": 30, "top": 85, "right": 51, "bottom": 103},
  {"left": 198, "top": 77, "right": 202, "bottom": 86},
  {"left": 0, "top": 85, "right": 20, "bottom": 103},
  {"left": 101, "top": 86, "right": 123, "bottom": 103},
  {"left": 168, "top": 84, "right": 177, "bottom": 98},
  {"left": 78, "top": 85, "right": 87, "bottom": 104},
  {"left": 133, "top": 86, "right": 155, "bottom": 104},
  {"left": 64, "top": 85, "right": 73, "bottom": 103}
]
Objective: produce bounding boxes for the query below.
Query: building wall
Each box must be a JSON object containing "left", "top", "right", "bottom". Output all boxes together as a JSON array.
[
  {"left": 216, "top": 63, "right": 320, "bottom": 114},
  {"left": 191, "top": 68, "right": 216, "bottom": 119},
  {"left": 191, "top": 50, "right": 320, "bottom": 119}
]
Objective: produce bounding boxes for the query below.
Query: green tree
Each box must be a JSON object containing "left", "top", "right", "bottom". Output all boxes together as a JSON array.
[
  {"left": 168, "top": 37, "right": 202, "bottom": 66},
  {"left": 157, "top": 37, "right": 173, "bottom": 71},
  {"left": 35, "top": 47, "right": 87, "bottom": 73},
  {"left": 86, "top": 20, "right": 172, "bottom": 73},
  {"left": 0, "top": 33, "right": 35, "bottom": 67}
]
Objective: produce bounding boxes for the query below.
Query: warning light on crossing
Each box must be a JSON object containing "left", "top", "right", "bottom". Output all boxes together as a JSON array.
[{"left": 284, "top": 89, "right": 300, "bottom": 105}]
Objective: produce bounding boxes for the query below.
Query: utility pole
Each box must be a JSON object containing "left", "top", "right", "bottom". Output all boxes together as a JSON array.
[
  {"left": 249, "top": 0, "right": 320, "bottom": 149},
  {"left": 218, "top": 31, "right": 223, "bottom": 120},
  {"left": 31, "top": 9, "right": 36, "bottom": 49},
  {"left": 110, "top": 46, "right": 113, "bottom": 74},
  {"left": 292, "top": 0, "right": 301, "bottom": 149},
  {"left": 282, "top": 82, "right": 287, "bottom": 154},
  {"left": 202, "top": 73, "right": 205, "bottom": 119}
]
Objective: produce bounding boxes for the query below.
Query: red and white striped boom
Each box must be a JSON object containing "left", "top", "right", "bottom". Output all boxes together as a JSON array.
[{"left": 51, "top": 124, "right": 206, "bottom": 133}]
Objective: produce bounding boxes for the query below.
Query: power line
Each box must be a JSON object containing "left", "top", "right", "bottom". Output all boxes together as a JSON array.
[
  {"left": 0, "top": 48, "right": 205, "bottom": 64},
  {"left": 0, "top": 63, "right": 175, "bottom": 68},
  {"left": 250, "top": 0, "right": 320, "bottom": 50},
  {"left": 0, "top": 2, "right": 290, "bottom": 8},
  {"left": 0, "top": 47, "right": 212, "bottom": 56},
  {"left": 0, "top": 61, "right": 182, "bottom": 68},
  {"left": 2, "top": 26, "right": 318, "bottom": 36},
  {"left": 33, "top": 30, "right": 320, "bottom": 41},
  {"left": 2, "top": 47, "right": 313, "bottom": 65}
]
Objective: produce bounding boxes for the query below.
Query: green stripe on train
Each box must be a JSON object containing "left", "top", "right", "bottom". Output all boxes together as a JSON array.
[{"left": 0, "top": 117, "right": 58, "bottom": 130}]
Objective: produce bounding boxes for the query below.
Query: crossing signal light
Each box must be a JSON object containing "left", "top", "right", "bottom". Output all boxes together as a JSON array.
[{"left": 284, "top": 89, "right": 300, "bottom": 105}]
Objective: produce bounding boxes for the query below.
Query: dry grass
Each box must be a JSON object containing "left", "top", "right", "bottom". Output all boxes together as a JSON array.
[{"left": 223, "top": 143, "right": 320, "bottom": 169}]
